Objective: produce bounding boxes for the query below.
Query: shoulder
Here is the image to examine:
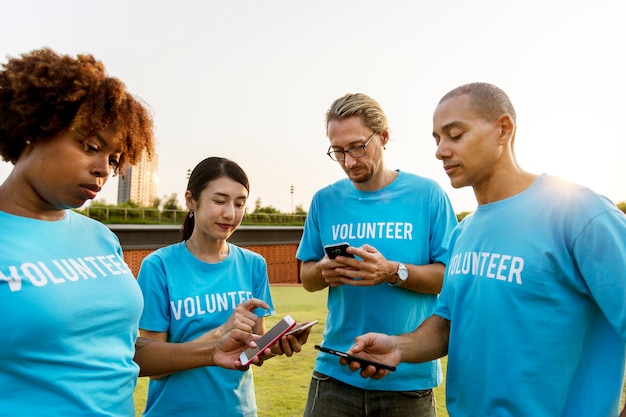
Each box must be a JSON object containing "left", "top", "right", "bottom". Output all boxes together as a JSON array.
[
  {"left": 143, "top": 242, "right": 185, "bottom": 263},
  {"left": 68, "top": 210, "right": 116, "bottom": 236},
  {"left": 313, "top": 177, "right": 351, "bottom": 198},
  {"left": 229, "top": 244, "right": 266, "bottom": 263},
  {"left": 537, "top": 175, "right": 617, "bottom": 213},
  {"left": 398, "top": 170, "right": 444, "bottom": 190}
]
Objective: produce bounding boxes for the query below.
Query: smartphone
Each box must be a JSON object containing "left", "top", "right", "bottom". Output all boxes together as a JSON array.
[
  {"left": 239, "top": 315, "right": 297, "bottom": 366},
  {"left": 284, "top": 319, "right": 319, "bottom": 336},
  {"left": 314, "top": 345, "right": 396, "bottom": 371},
  {"left": 324, "top": 242, "right": 354, "bottom": 259}
]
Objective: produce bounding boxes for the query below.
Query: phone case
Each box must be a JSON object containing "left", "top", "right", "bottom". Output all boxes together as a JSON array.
[{"left": 239, "top": 315, "right": 296, "bottom": 366}]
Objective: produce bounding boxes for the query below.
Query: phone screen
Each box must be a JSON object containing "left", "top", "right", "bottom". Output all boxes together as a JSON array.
[
  {"left": 240, "top": 315, "right": 296, "bottom": 365},
  {"left": 314, "top": 345, "right": 396, "bottom": 371}
]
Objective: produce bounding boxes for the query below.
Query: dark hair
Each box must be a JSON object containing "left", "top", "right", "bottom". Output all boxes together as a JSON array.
[
  {"left": 439, "top": 82, "right": 516, "bottom": 124},
  {"left": 0, "top": 48, "right": 154, "bottom": 173},
  {"left": 181, "top": 157, "right": 250, "bottom": 240}
]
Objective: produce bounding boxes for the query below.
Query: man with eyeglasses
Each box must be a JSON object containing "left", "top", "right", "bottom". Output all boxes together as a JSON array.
[{"left": 296, "top": 93, "right": 458, "bottom": 416}]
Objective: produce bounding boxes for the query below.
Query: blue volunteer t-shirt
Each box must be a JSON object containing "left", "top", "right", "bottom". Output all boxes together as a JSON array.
[
  {"left": 297, "top": 170, "right": 458, "bottom": 391},
  {"left": 138, "top": 242, "right": 274, "bottom": 417},
  {"left": 0, "top": 210, "right": 142, "bottom": 417},
  {"left": 436, "top": 174, "right": 626, "bottom": 416}
]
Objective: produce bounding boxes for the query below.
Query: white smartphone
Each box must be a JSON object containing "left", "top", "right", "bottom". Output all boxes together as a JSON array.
[
  {"left": 284, "top": 319, "right": 319, "bottom": 336},
  {"left": 239, "top": 315, "right": 296, "bottom": 366}
]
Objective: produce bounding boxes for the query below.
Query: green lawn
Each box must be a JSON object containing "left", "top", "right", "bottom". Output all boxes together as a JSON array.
[{"left": 133, "top": 285, "right": 626, "bottom": 416}]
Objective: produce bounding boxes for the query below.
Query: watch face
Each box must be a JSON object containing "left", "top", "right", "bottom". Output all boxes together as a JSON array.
[{"left": 398, "top": 264, "right": 408, "bottom": 279}]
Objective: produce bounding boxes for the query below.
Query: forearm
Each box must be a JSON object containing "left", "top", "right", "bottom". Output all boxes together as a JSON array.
[
  {"left": 300, "top": 260, "right": 328, "bottom": 292},
  {"left": 135, "top": 337, "right": 215, "bottom": 377},
  {"left": 394, "top": 314, "right": 450, "bottom": 363},
  {"left": 399, "top": 262, "right": 445, "bottom": 294}
]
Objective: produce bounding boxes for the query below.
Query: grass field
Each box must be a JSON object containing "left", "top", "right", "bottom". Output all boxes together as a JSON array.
[{"left": 133, "top": 285, "right": 626, "bottom": 416}]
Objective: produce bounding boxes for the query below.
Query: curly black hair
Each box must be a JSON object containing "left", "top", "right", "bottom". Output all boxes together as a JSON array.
[{"left": 0, "top": 48, "right": 154, "bottom": 173}]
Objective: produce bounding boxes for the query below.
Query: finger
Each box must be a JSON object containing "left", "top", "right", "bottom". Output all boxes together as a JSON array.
[
  {"left": 230, "top": 329, "right": 256, "bottom": 348},
  {"left": 239, "top": 298, "right": 270, "bottom": 312},
  {"left": 340, "top": 278, "right": 369, "bottom": 287},
  {"left": 359, "top": 364, "right": 379, "bottom": 378},
  {"left": 368, "top": 368, "right": 391, "bottom": 380},
  {"left": 280, "top": 337, "right": 294, "bottom": 356},
  {"left": 297, "top": 327, "right": 312, "bottom": 344},
  {"left": 349, "top": 339, "right": 364, "bottom": 354}
]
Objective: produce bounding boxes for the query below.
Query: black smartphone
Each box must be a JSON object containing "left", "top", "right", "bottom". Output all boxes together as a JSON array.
[
  {"left": 239, "top": 315, "right": 296, "bottom": 366},
  {"left": 324, "top": 242, "right": 354, "bottom": 259},
  {"left": 314, "top": 345, "right": 396, "bottom": 371}
]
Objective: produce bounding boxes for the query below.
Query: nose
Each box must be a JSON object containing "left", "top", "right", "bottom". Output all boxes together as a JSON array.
[
  {"left": 92, "top": 155, "right": 112, "bottom": 179},
  {"left": 435, "top": 139, "right": 450, "bottom": 161},
  {"left": 222, "top": 203, "right": 235, "bottom": 219},
  {"left": 342, "top": 153, "right": 358, "bottom": 168}
]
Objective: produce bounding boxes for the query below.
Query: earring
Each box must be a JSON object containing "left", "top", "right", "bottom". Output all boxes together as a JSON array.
[
  {"left": 189, "top": 212, "right": 194, "bottom": 218},
  {"left": 25, "top": 139, "right": 31, "bottom": 145}
]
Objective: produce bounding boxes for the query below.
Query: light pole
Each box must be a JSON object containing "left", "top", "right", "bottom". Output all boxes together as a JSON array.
[{"left": 290, "top": 185, "right": 294, "bottom": 213}]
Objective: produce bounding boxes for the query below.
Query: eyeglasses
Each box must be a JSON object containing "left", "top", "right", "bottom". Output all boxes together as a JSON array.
[{"left": 326, "top": 131, "right": 377, "bottom": 162}]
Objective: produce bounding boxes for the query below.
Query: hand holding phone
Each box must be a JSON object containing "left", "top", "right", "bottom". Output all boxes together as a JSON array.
[
  {"left": 239, "top": 315, "right": 296, "bottom": 366},
  {"left": 315, "top": 345, "right": 396, "bottom": 371},
  {"left": 324, "top": 242, "right": 355, "bottom": 259}
]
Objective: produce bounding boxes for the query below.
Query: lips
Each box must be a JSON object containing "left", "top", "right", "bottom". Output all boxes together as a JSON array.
[
  {"left": 80, "top": 184, "right": 102, "bottom": 199},
  {"left": 443, "top": 163, "right": 459, "bottom": 176},
  {"left": 216, "top": 223, "right": 233, "bottom": 230}
]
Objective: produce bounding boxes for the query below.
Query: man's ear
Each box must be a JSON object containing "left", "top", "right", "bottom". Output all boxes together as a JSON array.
[
  {"left": 379, "top": 128, "right": 390, "bottom": 147},
  {"left": 497, "top": 114, "right": 516, "bottom": 144}
]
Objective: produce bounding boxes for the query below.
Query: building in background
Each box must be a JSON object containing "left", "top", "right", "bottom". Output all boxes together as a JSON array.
[{"left": 117, "top": 152, "right": 159, "bottom": 207}]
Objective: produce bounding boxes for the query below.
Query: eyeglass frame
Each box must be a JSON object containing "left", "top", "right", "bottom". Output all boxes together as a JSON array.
[{"left": 326, "top": 131, "right": 377, "bottom": 162}]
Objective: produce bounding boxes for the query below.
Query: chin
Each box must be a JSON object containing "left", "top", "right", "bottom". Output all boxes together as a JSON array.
[{"left": 448, "top": 177, "right": 467, "bottom": 189}]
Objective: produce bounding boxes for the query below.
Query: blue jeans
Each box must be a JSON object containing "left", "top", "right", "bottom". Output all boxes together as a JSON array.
[{"left": 303, "top": 371, "right": 437, "bottom": 417}]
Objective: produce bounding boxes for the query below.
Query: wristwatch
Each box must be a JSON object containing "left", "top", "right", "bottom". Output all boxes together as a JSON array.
[{"left": 390, "top": 263, "right": 409, "bottom": 287}]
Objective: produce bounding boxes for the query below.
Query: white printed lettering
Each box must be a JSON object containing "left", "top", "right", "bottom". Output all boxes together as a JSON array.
[{"left": 447, "top": 251, "right": 524, "bottom": 285}]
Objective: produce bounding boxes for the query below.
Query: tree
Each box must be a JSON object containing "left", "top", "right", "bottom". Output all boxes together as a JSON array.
[
  {"left": 162, "top": 193, "right": 182, "bottom": 211},
  {"left": 456, "top": 211, "right": 472, "bottom": 222}
]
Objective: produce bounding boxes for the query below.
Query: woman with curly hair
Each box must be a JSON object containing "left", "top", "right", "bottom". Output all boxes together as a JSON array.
[{"left": 0, "top": 48, "right": 267, "bottom": 416}]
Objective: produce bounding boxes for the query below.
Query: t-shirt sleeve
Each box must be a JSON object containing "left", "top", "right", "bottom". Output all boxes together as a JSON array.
[
  {"left": 574, "top": 208, "right": 626, "bottom": 340},
  {"left": 252, "top": 255, "right": 275, "bottom": 317},
  {"left": 296, "top": 193, "right": 328, "bottom": 263},
  {"left": 137, "top": 253, "right": 171, "bottom": 332},
  {"left": 429, "top": 184, "right": 458, "bottom": 266}
]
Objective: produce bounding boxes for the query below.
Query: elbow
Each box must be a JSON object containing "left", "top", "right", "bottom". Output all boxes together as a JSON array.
[{"left": 299, "top": 261, "right": 326, "bottom": 292}]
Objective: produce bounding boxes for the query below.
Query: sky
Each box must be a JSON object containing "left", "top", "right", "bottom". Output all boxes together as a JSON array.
[{"left": 1, "top": 0, "right": 624, "bottom": 214}]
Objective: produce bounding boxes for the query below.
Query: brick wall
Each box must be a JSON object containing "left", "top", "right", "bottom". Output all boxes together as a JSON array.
[{"left": 123, "top": 244, "right": 300, "bottom": 284}]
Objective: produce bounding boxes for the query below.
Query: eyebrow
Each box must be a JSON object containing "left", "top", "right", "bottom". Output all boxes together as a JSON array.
[
  {"left": 433, "top": 121, "right": 464, "bottom": 138},
  {"left": 94, "top": 132, "right": 122, "bottom": 154},
  {"left": 330, "top": 140, "right": 368, "bottom": 149},
  {"left": 212, "top": 192, "right": 248, "bottom": 200}
]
